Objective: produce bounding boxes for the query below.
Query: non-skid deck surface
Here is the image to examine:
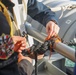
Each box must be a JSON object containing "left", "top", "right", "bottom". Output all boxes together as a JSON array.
[{"left": 38, "top": 71, "right": 52, "bottom": 75}]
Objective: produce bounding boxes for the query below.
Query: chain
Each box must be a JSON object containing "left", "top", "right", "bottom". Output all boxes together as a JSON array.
[{"left": 22, "top": 36, "right": 61, "bottom": 56}]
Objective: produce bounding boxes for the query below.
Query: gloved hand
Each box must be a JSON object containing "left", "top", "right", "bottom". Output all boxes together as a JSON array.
[{"left": 12, "top": 36, "right": 26, "bottom": 53}]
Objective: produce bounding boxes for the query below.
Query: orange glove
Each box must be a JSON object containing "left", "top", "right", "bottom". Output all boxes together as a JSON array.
[{"left": 12, "top": 36, "right": 26, "bottom": 53}]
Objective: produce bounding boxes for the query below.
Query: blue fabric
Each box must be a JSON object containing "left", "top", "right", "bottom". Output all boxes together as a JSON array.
[
  {"left": 27, "top": 0, "right": 58, "bottom": 26},
  {"left": 0, "top": 12, "right": 10, "bottom": 36},
  {"left": 74, "top": 64, "right": 76, "bottom": 75}
]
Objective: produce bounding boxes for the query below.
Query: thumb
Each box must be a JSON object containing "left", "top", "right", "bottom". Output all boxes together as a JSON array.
[{"left": 12, "top": 36, "right": 25, "bottom": 44}]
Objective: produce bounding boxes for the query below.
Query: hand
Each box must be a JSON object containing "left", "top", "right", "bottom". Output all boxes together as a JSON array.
[
  {"left": 46, "top": 21, "right": 60, "bottom": 39},
  {"left": 12, "top": 36, "right": 26, "bottom": 53},
  {"left": 29, "top": 52, "right": 44, "bottom": 60},
  {"left": 37, "top": 54, "right": 44, "bottom": 59},
  {"left": 18, "top": 53, "right": 32, "bottom": 63}
]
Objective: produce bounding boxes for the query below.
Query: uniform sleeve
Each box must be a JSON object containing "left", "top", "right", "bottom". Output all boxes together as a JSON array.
[
  {"left": 18, "top": 59, "right": 34, "bottom": 75},
  {"left": 27, "top": 0, "right": 58, "bottom": 26}
]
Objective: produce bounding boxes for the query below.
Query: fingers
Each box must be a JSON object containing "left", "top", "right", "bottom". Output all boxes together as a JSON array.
[
  {"left": 37, "top": 54, "right": 44, "bottom": 59},
  {"left": 46, "top": 22, "right": 54, "bottom": 39},
  {"left": 18, "top": 53, "right": 24, "bottom": 62},
  {"left": 18, "top": 39, "right": 26, "bottom": 51},
  {"left": 52, "top": 24, "right": 60, "bottom": 36},
  {"left": 12, "top": 36, "right": 26, "bottom": 52},
  {"left": 12, "top": 36, "right": 26, "bottom": 44},
  {"left": 46, "top": 21, "right": 60, "bottom": 38},
  {"left": 16, "top": 40, "right": 26, "bottom": 52}
]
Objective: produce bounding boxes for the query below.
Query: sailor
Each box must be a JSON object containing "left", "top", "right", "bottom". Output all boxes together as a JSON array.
[{"left": 0, "top": 0, "right": 60, "bottom": 75}]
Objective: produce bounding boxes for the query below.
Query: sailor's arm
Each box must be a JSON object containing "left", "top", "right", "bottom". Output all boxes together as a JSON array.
[
  {"left": 27, "top": 0, "right": 58, "bottom": 26},
  {"left": 27, "top": 0, "right": 60, "bottom": 38}
]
